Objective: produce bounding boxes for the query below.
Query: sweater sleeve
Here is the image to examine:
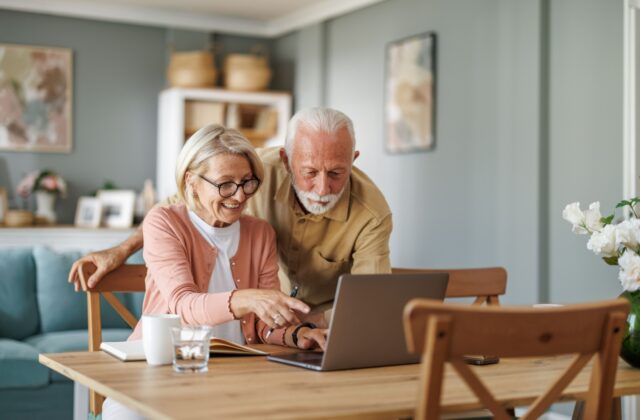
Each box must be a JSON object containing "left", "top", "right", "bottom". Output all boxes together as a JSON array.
[
  {"left": 253, "top": 222, "right": 293, "bottom": 346},
  {"left": 143, "top": 207, "right": 235, "bottom": 326}
]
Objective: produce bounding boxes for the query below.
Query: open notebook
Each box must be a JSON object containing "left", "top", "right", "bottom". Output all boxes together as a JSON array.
[{"left": 101, "top": 338, "right": 267, "bottom": 362}]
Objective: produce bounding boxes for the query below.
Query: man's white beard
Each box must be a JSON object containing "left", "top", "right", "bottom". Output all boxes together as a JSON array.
[{"left": 293, "top": 184, "right": 345, "bottom": 215}]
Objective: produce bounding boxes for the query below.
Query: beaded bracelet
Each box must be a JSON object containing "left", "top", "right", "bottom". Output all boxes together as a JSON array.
[{"left": 227, "top": 289, "right": 240, "bottom": 320}]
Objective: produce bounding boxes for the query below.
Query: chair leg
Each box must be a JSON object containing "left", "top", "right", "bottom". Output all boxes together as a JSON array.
[
  {"left": 572, "top": 400, "right": 585, "bottom": 420},
  {"left": 611, "top": 397, "right": 622, "bottom": 420},
  {"left": 89, "top": 390, "right": 104, "bottom": 418},
  {"left": 572, "top": 398, "right": 620, "bottom": 420}
]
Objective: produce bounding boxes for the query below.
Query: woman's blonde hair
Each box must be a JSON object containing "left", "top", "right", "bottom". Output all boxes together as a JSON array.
[{"left": 175, "top": 124, "right": 264, "bottom": 211}]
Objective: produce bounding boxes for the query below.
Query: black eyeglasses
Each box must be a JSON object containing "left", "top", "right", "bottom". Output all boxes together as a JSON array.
[{"left": 197, "top": 174, "right": 261, "bottom": 198}]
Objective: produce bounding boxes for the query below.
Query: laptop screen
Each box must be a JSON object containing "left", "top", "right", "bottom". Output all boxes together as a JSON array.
[{"left": 268, "top": 272, "right": 448, "bottom": 371}]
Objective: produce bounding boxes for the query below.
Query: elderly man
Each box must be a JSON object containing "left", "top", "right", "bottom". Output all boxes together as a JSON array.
[{"left": 69, "top": 107, "right": 392, "bottom": 318}]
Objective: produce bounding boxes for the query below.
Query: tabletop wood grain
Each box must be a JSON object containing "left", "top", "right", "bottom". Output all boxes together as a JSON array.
[{"left": 39, "top": 350, "right": 640, "bottom": 419}]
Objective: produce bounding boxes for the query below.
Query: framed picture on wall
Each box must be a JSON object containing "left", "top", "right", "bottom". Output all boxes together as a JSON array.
[
  {"left": 74, "top": 196, "right": 102, "bottom": 228},
  {"left": 384, "top": 32, "right": 436, "bottom": 153},
  {"left": 97, "top": 190, "right": 136, "bottom": 228},
  {"left": 0, "top": 43, "right": 73, "bottom": 153}
]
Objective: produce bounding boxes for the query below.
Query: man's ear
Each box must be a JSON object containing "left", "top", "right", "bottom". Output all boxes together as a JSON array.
[
  {"left": 353, "top": 150, "right": 360, "bottom": 162},
  {"left": 279, "top": 148, "right": 291, "bottom": 173}
]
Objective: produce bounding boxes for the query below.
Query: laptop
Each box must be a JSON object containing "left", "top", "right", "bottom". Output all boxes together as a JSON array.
[{"left": 267, "top": 272, "right": 448, "bottom": 371}]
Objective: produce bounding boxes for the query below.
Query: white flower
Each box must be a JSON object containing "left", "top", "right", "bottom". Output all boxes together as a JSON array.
[
  {"left": 583, "top": 202, "right": 604, "bottom": 232},
  {"left": 619, "top": 250, "right": 640, "bottom": 291},
  {"left": 562, "top": 202, "right": 588, "bottom": 234},
  {"left": 615, "top": 218, "right": 640, "bottom": 249},
  {"left": 587, "top": 224, "right": 617, "bottom": 257}
]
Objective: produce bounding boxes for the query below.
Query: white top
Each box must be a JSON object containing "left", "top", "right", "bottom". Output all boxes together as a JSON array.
[{"left": 188, "top": 211, "right": 244, "bottom": 344}]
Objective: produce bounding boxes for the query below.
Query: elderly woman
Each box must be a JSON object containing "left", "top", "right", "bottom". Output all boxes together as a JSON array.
[{"left": 103, "top": 124, "right": 323, "bottom": 419}]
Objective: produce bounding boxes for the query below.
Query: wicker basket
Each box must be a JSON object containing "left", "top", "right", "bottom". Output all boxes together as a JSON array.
[
  {"left": 167, "top": 51, "right": 217, "bottom": 88},
  {"left": 5, "top": 210, "right": 33, "bottom": 227},
  {"left": 223, "top": 53, "right": 272, "bottom": 91}
]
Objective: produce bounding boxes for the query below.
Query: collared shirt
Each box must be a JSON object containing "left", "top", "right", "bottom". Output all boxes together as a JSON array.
[{"left": 246, "top": 147, "right": 393, "bottom": 308}]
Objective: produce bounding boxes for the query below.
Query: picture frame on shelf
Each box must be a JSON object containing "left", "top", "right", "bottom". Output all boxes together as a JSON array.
[
  {"left": 0, "top": 43, "right": 73, "bottom": 153},
  {"left": 96, "top": 190, "right": 136, "bottom": 228},
  {"left": 384, "top": 32, "right": 437, "bottom": 153},
  {"left": 74, "top": 196, "right": 102, "bottom": 228}
]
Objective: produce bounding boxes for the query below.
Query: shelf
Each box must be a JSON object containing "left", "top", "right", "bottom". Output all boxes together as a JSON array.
[
  {"left": 157, "top": 87, "right": 292, "bottom": 200},
  {"left": 0, "top": 226, "right": 137, "bottom": 252}
]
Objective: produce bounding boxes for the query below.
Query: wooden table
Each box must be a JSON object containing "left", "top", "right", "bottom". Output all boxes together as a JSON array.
[{"left": 39, "top": 351, "right": 640, "bottom": 419}]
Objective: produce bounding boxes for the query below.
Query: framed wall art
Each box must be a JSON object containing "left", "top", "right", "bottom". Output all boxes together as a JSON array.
[
  {"left": 0, "top": 43, "right": 73, "bottom": 153},
  {"left": 385, "top": 32, "right": 436, "bottom": 153}
]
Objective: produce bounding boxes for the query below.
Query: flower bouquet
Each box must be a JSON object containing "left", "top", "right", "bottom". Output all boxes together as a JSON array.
[
  {"left": 16, "top": 170, "right": 67, "bottom": 224},
  {"left": 16, "top": 170, "right": 67, "bottom": 198},
  {"left": 563, "top": 198, "right": 640, "bottom": 366}
]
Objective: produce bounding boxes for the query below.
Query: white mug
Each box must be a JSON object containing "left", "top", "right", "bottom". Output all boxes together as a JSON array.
[{"left": 142, "top": 314, "right": 181, "bottom": 366}]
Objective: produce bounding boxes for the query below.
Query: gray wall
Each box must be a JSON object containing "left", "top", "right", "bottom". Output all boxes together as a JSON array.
[
  {"left": 0, "top": 10, "right": 166, "bottom": 223},
  {"left": 273, "top": 0, "right": 624, "bottom": 304},
  {"left": 0, "top": 0, "right": 625, "bottom": 303},
  {"left": 548, "top": 0, "right": 624, "bottom": 302},
  {"left": 0, "top": 11, "right": 271, "bottom": 223}
]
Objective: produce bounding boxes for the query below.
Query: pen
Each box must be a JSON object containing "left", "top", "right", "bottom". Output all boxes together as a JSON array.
[{"left": 265, "top": 286, "right": 299, "bottom": 340}]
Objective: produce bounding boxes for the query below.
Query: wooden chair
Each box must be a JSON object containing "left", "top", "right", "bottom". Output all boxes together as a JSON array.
[
  {"left": 403, "top": 299, "right": 629, "bottom": 420},
  {"left": 392, "top": 267, "right": 507, "bottom": 305},
  {"left": 78, "top": 261, "right": 146, "bottom": 416}
]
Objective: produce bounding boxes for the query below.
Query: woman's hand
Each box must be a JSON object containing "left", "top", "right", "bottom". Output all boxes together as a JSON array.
[
  {"left": 296, "top": 327, "right": 328, "bottom": 351},
  {"left": 229, "top": 289, "right": 310, "bottom": 329}
]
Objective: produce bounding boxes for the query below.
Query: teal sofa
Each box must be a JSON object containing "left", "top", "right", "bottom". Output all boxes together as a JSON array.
[{"left": 0, "top": 246, "right": 143, "bottom": 419}]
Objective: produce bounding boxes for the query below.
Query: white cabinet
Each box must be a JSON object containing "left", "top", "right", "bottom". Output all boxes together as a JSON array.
[
  {"left": 0, "top": 226, "right": 137, "bottom": 252},
  {"left": 156, "top": 88, "right": 292, "bottom": 200}
]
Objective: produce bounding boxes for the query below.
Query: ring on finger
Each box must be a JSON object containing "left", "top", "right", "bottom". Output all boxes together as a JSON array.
[{"left": 272, "top": 314, "right": 283, "bottom": 325}]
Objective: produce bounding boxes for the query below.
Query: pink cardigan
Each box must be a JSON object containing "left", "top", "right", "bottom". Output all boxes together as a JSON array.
[{"left": 129, "top": 204, "right": 287, "bottom": 345}]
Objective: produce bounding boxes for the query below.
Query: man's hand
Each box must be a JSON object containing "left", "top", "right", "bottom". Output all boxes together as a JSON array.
[
  {"left": 68, "top": 246, "right": 128, "bottom": 291},
  {"left": 297, "top": 327, "right": 328, "bottom": 351},
  {"left": 300, "top": 311, "right": 329, "bottom": 329},
  {"left": 69, "top": 226, "right": 143, "bottom": 291}
]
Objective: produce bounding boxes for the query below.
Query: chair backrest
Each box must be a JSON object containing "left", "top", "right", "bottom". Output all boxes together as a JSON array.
[
  {"left": 392, "top": 267, "right": 507, "bottom": 305},
  {"left": 403, "top": 299, "right": 629, "bottom": 420},
  {"left": 78, "top": 261, "right": 147, "bottom": 416},
  {"left": 78, "top": 261, "right": 146, "bottom": 352}
]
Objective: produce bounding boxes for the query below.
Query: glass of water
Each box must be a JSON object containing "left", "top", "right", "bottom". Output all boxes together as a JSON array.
[{"left": 170, "top": 325, "right": 212, "bottom": 373}]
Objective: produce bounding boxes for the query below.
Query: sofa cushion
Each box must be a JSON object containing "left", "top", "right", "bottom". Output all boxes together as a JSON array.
[
  {"left": 33, "top": 246, "right": 132, "bottom": 332},
  {"left": 26, "top": 329, "right": 133, "bottom": 382},
  {"left": 0, "top": 339, "right": 49, "bottom": 389},
  {"left": 0, "top": 248, "right": 39, "bottom": 340}
]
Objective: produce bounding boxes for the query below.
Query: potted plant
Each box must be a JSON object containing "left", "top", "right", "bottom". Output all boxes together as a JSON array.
[{"left": 563, "top": 199, "right": 640, "bottom": 367}]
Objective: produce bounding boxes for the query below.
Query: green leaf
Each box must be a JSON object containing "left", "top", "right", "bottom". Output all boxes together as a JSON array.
[
  {"left": 631, "top": 197, "right": 640, "bottom": 205},
  {"left": 603, "top": 256, "right": 619, "bottom": 266},
  {"left": 601, "top": 215, "right": 615, "bottom": 226},
  {"left": 617, "top": 200, "right": 632, "bottom": 208}
]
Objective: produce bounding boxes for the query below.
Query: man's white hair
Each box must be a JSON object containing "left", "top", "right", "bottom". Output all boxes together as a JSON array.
[{"left": 284, "top": 107, "right": 356, "bottom": 157}]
